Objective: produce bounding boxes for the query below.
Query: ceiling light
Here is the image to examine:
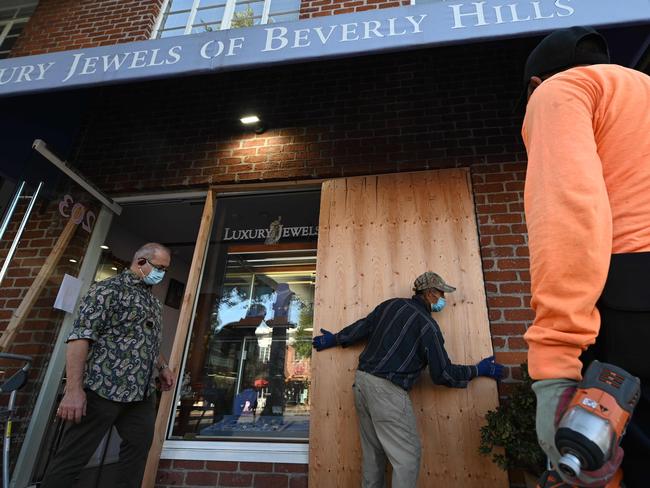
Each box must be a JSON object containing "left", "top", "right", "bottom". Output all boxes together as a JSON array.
[
  {"left": 111, "top": 267, "right": 118, "bottom": 271},
  {"left": 69, "top": 259, "right": 78, "bottom": 263},
  {"left": 100, "top": 245, "right": 109, "bottom": 250},
  {"left": 240, "top": 115, "right": 260, "bottom": 124}
]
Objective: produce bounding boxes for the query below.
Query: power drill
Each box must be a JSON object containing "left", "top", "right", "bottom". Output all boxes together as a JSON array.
[{"left": 554, "top": 360, "right": 640, "bottom": 479}]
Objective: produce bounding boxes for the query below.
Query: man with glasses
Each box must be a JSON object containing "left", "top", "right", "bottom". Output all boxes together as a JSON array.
[
  {"left": 312, "top": 271, "right": 504, "bottom": 488},
  {"left": 42, "top": 243, "right": 175, "bottom": 488}
]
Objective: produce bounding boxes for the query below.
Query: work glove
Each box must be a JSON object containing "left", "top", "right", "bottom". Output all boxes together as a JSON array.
[
  {"left": 532, "top": 379, "right": 624, "bottom": 487},
  {"left": 535, "top": 468, "right": 623, "bottom": 488},
  {"left": 476, "top": 355, "right": 505, "bottom": 379},
  {"left": 312, "top": 328, "right": 338, "bottom": 351}
]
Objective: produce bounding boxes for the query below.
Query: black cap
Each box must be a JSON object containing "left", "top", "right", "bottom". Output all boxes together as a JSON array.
[{"left": 517, "top": 26, "right": 610, "bottom": 112}]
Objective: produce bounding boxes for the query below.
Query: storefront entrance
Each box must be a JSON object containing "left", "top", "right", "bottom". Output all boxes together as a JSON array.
[
  {"left": 15, "top": 171, "right": 506, "bottom": 487},
  {"left": 29, "top": 194, "right": 205, "bottom": 487}
]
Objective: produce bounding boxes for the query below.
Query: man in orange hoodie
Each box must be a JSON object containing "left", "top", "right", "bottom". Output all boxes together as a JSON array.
[{"left": 521, "top": 26, "right": 650, "bottom": 487}]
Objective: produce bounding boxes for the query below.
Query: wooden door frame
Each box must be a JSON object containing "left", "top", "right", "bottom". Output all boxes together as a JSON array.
[{"left": 142, "top": 189, "right": 216, "bottom": 487}]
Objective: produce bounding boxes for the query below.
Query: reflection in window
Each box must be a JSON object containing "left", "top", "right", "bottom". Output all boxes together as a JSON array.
[
  {"left": 172, "top": 190, "right": 319, "bottom": 442},
  {"left": 155, "top": 0, "right": 300, "bottom": 38}
]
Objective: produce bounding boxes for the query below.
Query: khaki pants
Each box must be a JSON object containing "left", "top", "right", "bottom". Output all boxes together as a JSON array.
[{"left": 353, "top": 370, "right": 421, "bottom": 488}]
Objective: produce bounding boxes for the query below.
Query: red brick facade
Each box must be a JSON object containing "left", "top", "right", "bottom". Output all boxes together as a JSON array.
[
  {"left": 300, "top": 0, "right": 410, "bottom": 19},
  {"left": 156, "top": 460, "right": 308, "bottom": 488},
  {"left": 3, "top": 0, "right": 537, "bottom": 486},
  {"left": 473, "top": 162, "right": 531, "bottom": 386},
  {"left": 10, "top": 0, "right": 164, "bottom": 57}
]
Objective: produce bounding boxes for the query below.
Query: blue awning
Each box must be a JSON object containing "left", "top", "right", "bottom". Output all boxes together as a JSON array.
[{"left": 1, "top": 0, "right": 648, "bottom": 97}]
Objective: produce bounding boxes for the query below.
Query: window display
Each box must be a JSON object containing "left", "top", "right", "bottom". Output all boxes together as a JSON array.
[{"left": 171, "top": 190, "right": 319, "bottom": 441}]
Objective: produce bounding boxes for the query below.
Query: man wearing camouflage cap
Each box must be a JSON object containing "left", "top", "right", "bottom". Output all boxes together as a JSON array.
[{"left": 312, "top": 271, "right": 503, "bottom": 488}]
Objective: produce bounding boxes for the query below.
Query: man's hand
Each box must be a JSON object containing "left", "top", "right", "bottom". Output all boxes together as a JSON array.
[
  {"left": 532, "top": 379, "right": 623, "bottom": 487},
  {"left": 476, "top": 355, "right": 505, "bottom": 379},
  {"left": 57, "top": 388, "right": 87, "bottom": 424},
  {"left": 159, "top": 367, "right": 175, "bottom": 391},
  {"left": 312, "top": 329, "right": 337, "bottom": 351}
]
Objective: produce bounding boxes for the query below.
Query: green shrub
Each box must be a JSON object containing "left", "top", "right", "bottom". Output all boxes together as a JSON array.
[
  {"left": 231, "top": 7, "right": 255, "bottom": 29},
  {"left": 479, "top": 363, "right": 546, "bottom": 476}
]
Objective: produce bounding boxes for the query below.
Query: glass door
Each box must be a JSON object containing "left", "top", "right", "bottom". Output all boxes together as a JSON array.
[{"left": 169, "top": 190, "right": 319, "bottom": 442}]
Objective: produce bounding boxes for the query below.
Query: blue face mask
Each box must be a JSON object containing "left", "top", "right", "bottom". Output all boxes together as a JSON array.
[
  {"left": 430, "top": 297, "right": 446, "bottom": 313},
  {"left": 143, "top": 267, "right": 165, "bottom": 286}
]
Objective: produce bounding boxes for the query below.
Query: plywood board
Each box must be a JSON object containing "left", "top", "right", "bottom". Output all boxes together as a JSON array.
[{"left": 309, "top": 170, "right": 507, "bottom": 487}]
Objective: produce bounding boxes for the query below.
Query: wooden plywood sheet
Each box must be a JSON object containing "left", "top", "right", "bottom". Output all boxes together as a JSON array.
[{"left": 309, "top": 169, "right": 508, "bottom": 488}]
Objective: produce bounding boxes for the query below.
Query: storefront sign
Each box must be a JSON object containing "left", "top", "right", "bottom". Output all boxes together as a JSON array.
[
  {"left": 0, "top": 0, "right": 647, "bottom": 97},
  {"left": 223, "top": 216, "right": 319, "bottom": 243}
]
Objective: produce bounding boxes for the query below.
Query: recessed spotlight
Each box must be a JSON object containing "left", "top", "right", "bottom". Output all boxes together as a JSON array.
[
  {"left": 69, "top": 259, "right": 78, "bottom": 263},
  {"left": 111, "top": 267, "right": 118, "bottom": 271},
  {"left": 240, "top": 115, "right": 260, "bottom": 125},
  {"left": 100, "top": 245, "right": 109, "bottom": 250}
]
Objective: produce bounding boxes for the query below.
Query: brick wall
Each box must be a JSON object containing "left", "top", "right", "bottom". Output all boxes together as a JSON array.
[
  {"left": 300, "top": 0, "right": 410, "bottom": 19},
  {"left": 72, "top": 41, "right": 530, "bottom": 192},
  {"left": 0, "top": 191, "right": 96, "bottom": 466},
  {"left": 156, "top": 460, "right": 308, "bottom": 488},
  {"left": 10, "top": 0, "right": 411, "bottom": 54},
  {"left": 10, "top": 0, "right": 164, "bottom": 57},
  {"left": 472, "top": 162, "right": 531, "bottom": 388}
]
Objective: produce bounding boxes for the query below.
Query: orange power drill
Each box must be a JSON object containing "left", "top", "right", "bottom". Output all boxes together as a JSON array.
[{"left": 554, "top": 360, "right": 641, "bottom": 480}]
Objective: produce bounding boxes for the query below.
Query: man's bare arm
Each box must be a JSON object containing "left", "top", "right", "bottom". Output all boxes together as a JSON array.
[{"left": 58, "top": 339, "right": 90, "bottom": 423}]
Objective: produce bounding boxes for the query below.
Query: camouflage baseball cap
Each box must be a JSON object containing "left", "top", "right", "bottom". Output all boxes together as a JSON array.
[{"left": 413, "top": 271, "right": 456, "bottom": 293}]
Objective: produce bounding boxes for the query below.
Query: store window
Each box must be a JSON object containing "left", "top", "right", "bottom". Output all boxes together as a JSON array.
[
  {"left": 171, "top": 190, "right": 319, "bottom": 442},
  {"left": 154, "top": 0, "right": 300, "bottom": 38},
  {"left": 0, "top": 1, "right": 38, "bottom": 59}
]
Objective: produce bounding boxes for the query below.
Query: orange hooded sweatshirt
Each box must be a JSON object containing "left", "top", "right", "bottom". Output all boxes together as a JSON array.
[{"left": 522, "top": 64, "right": 650, "bottom": 381}]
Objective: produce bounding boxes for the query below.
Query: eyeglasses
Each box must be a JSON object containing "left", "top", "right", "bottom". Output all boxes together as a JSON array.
[{"left": 145, "top": 258, "right": 169, "bottom": 272}]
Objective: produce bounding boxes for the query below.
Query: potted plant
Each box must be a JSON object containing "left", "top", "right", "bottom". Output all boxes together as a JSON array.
[{"left": 479, "top": 363, "right": 546, "bottom": 488}]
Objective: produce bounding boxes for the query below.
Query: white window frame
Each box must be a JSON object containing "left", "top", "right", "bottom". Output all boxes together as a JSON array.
[
  {"left": 151, "top": 0, "right": 171, "bottom": 38},
  {"left": 161, "top": 441, "right": 309, "bottom": 463},
  {"left": 0, "top": 1, "right": 38, "bottom": 58},
  {"left": 152, "top": 0, "right": 300, "bottom": 38}
]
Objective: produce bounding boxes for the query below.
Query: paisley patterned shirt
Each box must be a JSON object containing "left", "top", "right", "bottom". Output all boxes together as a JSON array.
[{"left": 68, "top": 270, "right": 163, "bottom": 403}]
